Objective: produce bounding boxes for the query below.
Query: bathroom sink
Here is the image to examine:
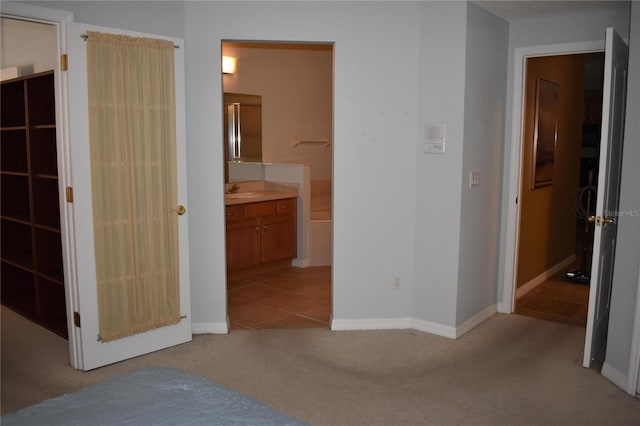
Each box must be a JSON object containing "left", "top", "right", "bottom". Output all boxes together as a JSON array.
[{"left": 225, "top": 191, "right": 263, "bottom": 198}]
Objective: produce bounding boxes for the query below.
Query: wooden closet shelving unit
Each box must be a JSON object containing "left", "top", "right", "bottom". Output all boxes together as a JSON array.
[{"left": 1, "top": 70, "right": 67, "bottom": 338}]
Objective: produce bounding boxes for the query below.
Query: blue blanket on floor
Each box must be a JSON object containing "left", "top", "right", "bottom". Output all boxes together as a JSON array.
[{"left": 2, "top": 367, "right": 307, "bottom": 426}]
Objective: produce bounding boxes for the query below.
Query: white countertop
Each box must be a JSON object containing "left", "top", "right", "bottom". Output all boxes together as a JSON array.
[{"left": 224, "top": 181, "right": 298, "bottom": 206}]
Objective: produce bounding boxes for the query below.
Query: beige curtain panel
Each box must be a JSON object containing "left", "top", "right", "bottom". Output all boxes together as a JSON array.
[{"left": 86, "top": 31, "right": 180, "bottom": 342}]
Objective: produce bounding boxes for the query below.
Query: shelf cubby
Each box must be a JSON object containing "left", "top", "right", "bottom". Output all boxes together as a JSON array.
[
  {"left": 26, "top": 73, "right": 55, "bottom": 126},
  {"left": 30, "top": 127, "right": 58, "bottom": 176},
  {"left": 1, "top": 71, "right": 67, "bottom": 338},
  {"left": 35, "top": 227, "right": 64, "bottom": 283},
  {"left": 1, "top": 174, "right": 31, "bottom": 221},
  {"left": 1, "top": 129, "right": 28, "bottom": 173},
  {"left": 1, "top": 219, "right": 34, "bottom": 269},
  {"left": 1, "top": 261, "right": 37, "bottom": 319},
  {"left": 36, "top": 277, "right": 67, "bottom": 338},
  {"left": 0, "top": 79, "right": 26, "bottom": 127},
  {"left": 32, "top": 177, "right": 61, "bottom": 230}
]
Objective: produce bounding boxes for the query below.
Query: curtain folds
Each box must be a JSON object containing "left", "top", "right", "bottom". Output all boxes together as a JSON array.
[{"left": 86, "top": 31, "right": 180, "bottom": 342}]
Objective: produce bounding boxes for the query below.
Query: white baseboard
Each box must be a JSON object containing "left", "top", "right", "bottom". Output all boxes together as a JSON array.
[
  {"left": 601, "top": 362, "right": 629, "bottom": 391},
  {"left": 331, "top": 308, "right": 497, "bottom": 340},
  {"left": 455, "top": 304, "right": 497, "bottom": 338},
  {"left": 516, "top": 254, "right": 576, "bottom": 299},
  {"left": 412, "top": 318, "right": 457, "bottom": 339},
  {"left": 331, "top": 318, "right": 413, "bottom": 331},
  {"left": 331, "top": 316, "right": 475, "bottom": 340},
  {"left": 292, "top": 257, "right": 310, "bottom": 268},
  {"left": 191, "top": 322, "right": 228, "bottom": 334}
]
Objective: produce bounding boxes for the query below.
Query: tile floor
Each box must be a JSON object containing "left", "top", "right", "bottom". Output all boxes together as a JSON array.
[
  {"left": 228, "top": 261, "right": 588, "bottom": 330},
  {"left": 227, "top": 265, "right": 331, "bottom": 330},
  {"left": 515, "top": 268, "right": 590, "bottom": 328}
]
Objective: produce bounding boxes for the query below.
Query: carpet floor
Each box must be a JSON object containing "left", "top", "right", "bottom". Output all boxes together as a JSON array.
[{"left": 2, "top": 306, "right": 639, "bottom": 425}]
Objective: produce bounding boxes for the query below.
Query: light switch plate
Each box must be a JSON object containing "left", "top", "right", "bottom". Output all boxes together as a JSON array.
[{"left": 469, "top": 171, "right": 480, "bottom": 188}]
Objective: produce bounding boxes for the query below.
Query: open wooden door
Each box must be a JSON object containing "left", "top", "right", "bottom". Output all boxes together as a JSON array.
[
  {"left": 65, "top": 22, "right": 191, "bottom": 370},
  {"left": 583, "top": 28, "right": 628, "bottom": 368}
]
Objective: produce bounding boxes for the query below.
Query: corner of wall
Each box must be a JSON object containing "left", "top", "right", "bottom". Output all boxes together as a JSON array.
[{"left": 191, "top": 322, "right": 229, "bottom": 335}]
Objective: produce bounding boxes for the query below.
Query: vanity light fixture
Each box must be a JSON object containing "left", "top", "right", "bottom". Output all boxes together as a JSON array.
[{"left": 222, "top": 56, "right": 237, "bottom": 74}]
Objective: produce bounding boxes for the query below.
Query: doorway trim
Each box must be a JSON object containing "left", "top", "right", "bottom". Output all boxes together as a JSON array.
[
  {"left": 1, "top": 2, "right": 79, "bottom": 365},
  {"left": 500, "top": 40, "right": 605, "bottom": 314}
]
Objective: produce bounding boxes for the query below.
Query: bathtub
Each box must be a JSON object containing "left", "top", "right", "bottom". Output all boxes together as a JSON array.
[{"left": 309, "top": 180, "right": 332, "bottom": 266}]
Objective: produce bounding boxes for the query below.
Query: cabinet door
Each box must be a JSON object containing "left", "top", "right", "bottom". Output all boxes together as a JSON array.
[
  {"left": 261, "top": 214, "right": 296, "bottom": 264},
  {"left": 226, "top": 219, "right": 260, "bottom": 270}
]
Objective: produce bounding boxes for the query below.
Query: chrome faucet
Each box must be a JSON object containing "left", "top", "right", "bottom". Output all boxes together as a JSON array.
[{"left": 227, "top": 182, "right": 240, "bottom": 194}]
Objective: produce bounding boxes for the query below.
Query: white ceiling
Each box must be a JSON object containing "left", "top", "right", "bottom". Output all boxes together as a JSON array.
[{"left": 473, "top": 0, "right": 629, "bottom": 21}]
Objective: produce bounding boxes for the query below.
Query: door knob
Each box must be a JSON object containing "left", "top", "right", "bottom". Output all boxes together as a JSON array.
[
  {"left": 176, "top": 205, "right": 187, "bottom": 215},
  {"left": 588, "top": 215, "right": 616, "bottom": 225}
]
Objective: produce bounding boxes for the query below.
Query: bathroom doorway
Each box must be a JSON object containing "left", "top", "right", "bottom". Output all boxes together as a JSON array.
[{"left": 221, "top": 41, "right": 333, "bottom": 330}]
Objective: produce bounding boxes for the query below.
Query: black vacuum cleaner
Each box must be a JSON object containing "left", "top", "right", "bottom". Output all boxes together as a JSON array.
[{"left": 566, "top": 170, "right": 596, "bottom": 285}]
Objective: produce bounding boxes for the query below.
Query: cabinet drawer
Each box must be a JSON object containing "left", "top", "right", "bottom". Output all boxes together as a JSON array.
[
  {"left": 225, "top": 205, "right": 244, "bottom": 223},
  {"left": 243, "top": 201, "right": 276, "bottom": 218},
  {"left": 277, "top": 198, "right": 295, "bottom": 216}
]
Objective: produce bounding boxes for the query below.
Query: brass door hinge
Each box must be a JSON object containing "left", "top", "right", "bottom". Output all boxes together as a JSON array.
[
  {"left": 73, "top": 311, "right": 81, "bottom": 328},
  {"left": 60, "top": 54, "right": 68, "bottom": 71},
  {"left": 66, "top": 187, "right": 74, "bottom": 203}
]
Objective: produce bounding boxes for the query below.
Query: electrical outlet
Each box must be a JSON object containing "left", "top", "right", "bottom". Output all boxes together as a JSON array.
[{"left": 392, "top": 276, "right": 401, "bottom": 290}]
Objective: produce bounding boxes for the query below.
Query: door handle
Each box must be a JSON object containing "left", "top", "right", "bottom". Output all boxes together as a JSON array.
[
  {"left": 588, "top": 215, "right": 616, "bottom": 225},
  {"left": 176, "top": 205, "right": 187, "bottom": 215}
]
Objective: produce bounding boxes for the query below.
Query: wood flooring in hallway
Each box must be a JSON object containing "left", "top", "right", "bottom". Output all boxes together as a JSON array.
[{"left": 515, "top": 270, "right": 590, "bottom": 327}]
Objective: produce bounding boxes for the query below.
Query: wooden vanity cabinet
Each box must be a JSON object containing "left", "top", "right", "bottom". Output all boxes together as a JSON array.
[
  {"left": 225, "top": 204, "right": 260, "bottom": 270},
  {"left": 225, "top": 198, "right": 297, "bottom": 271}
]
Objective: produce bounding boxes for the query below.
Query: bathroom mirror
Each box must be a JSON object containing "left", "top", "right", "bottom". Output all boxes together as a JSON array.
[{"left": 223, "top": 92, "right": 262, "bottom": 182}]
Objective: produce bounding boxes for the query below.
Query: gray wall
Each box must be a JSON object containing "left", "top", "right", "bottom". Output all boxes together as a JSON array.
[
  {"left": 605, "top": 0, "right": 640, "bottom": 381},
  {"left": 456, "top": 3, "right": 508, "bottom": 325},
  {"left": 184, "top": 1, "right": 424, "bottom": 326},
  {"left": 412, "top": 1, "right": 467, "bottom": 327},
  {"left": 498, "top": 4, "right": 631, "bottom": 302},
  {"left": 13, "top": 2, "right": 637, "bottom": 385},
  {"left": 27, "top": 1, "right": 184, "bottom": 37}
]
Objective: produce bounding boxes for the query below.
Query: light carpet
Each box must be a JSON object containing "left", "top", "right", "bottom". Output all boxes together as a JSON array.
[{"left": 2, "top": 306, "right": 639, "bottom": 425}]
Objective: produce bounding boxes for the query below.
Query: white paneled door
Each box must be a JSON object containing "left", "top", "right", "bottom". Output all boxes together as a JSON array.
[
  {"left": 66, "top": 23, "right": 191, "bottom": 370},
  {"left": 583, "top": 28, "right": 628, "bottom": 368}
]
